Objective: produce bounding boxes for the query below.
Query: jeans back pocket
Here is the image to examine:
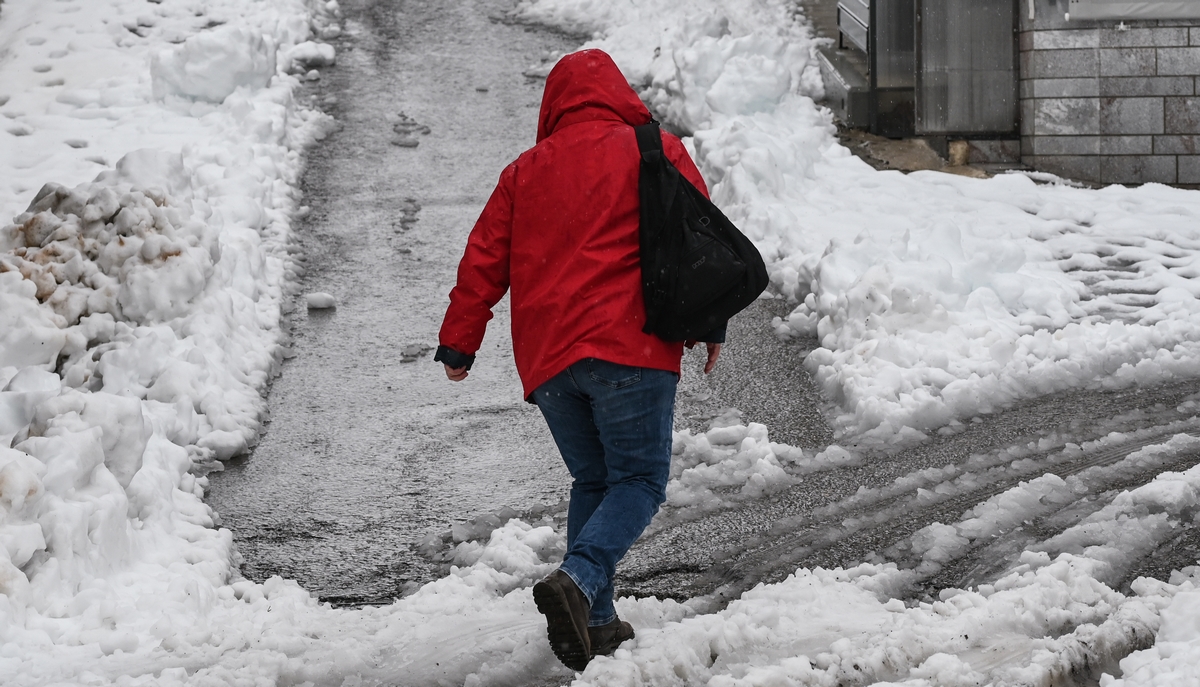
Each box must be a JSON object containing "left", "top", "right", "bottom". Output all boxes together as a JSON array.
[{"left": 585, "top": 359, "right": 642, "bottom": 389}]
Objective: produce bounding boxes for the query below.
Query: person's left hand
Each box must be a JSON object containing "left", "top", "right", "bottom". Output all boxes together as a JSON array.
[
  {"left": 444, "top": 364, "right": 468, "bottom": 381},
  {"left": 685, "top": 340, "right": 722, "bottom": 374},
  {"left": 703, "top": 343, "right": 721, "bottom": 374}
]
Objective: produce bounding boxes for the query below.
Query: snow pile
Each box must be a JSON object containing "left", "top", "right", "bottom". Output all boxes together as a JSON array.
[
  {"left": 517, "top": 0, "right": 825, "bottom": 134},
  {"left": 572, "top": 556, "right": 1179, "bottom": 687},
  {"left": 790, "top": 181, "right": 1200, "bottom": 444},
  {"left": 0, "top": 0, "right": 343, "bottom": 681},
  {"left": 1107, "top": 579, "right": 1200, "bottom": 687},
  {"left": 666, "top": 420, "right": 865, "bottom": 514},
  {"left": 150, "top": 26, "right": 278, "bottom": 103},
  {"left": 0, "top": 514, "right": 574, "bottom": 685},
  {"left": 3, "top": 162, "right": 214, "bottom": 327},
  {"left": 667, "top": 421, "right": 795, "bottom": 511}
]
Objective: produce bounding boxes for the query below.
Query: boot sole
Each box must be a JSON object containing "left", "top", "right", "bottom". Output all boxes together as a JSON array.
[{"left": 532, "top": 580, "right": 590, "bottom": 671}]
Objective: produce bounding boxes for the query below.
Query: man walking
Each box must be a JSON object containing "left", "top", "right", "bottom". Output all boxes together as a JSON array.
[{"left": 435, "top": 49, "right": 722, "bottom": 671}]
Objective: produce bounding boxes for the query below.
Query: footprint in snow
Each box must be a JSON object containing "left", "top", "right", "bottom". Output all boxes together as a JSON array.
[
  {"left": 399, "top": 344, "right": 432, "bottom": 363},
  {"left": 393, "top": 198, "right": 420, "bottom": 232},
  {"left": 391, "top": 112, "right": 430, "bottom": 148}
]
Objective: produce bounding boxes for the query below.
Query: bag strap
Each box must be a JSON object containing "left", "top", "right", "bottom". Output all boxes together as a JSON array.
[{"left": 633, "top": 120, "right": 663, "bottom": 164}]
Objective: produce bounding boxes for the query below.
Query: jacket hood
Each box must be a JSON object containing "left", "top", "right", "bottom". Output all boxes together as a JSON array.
[{"left": 536, "top": 49, "right": 651, "bottom": 143}]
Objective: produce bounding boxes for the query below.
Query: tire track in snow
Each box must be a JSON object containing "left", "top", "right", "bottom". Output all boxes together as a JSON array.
[
  {"left": 920, "top": 445, "right": 1200, "bottom": 597},
  {"left": 686, "top": 426, "right": 1200, "bottom": 609},
  {"left": 619, "top": 382, "right": 1200, "bottom": 608}
]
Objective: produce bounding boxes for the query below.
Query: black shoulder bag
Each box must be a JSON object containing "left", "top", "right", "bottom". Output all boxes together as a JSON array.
[{"left": 634, "top": 121, "right": 769, "bottom": 342}]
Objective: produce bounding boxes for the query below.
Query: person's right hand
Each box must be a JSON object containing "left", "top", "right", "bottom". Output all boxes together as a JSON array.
[{"left": 444, "top": 364, "right": 468, "bottom": 381}]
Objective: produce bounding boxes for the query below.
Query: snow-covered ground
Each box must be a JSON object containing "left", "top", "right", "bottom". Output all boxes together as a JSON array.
[{"left": 3, "top": 0, "right": 1200, "bottom": 684}]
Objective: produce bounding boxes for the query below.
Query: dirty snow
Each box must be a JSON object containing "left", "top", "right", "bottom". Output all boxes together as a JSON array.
[{"left": 2, "top": 0, "right": 1200, "bottom": 683}]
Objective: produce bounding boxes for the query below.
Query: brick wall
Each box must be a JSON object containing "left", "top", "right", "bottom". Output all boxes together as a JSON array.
[{"left": 1019, "top": 0, "right": 1200, "bottom": 185}]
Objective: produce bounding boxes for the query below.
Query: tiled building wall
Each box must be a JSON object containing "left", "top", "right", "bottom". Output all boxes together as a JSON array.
[{"left": 1020, "top": 0, "right": 1200, "bottom": 185}]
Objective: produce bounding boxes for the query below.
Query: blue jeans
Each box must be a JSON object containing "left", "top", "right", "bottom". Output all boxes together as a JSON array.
[{"left": 531, "top": 358, "right": 677, "bottom": 626}]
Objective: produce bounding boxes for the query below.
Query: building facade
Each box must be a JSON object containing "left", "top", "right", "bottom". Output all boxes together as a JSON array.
[
  {"left": 1021, "top": 0, "right": 1200, "bottom": 185},
  {"left": 820, "top": 0, "right": 1200, "bottom": 185}
]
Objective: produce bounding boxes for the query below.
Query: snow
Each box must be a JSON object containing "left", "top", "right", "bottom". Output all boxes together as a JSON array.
[
  {"left": 150, "top": 26, "right": 278, "bottom": 103},
  {"left": 2, "top": 0, "right": 1200, "bottom": 683},
  {"left": 1106, "top": 584, "right": 1200, "bottom": 687},
  {"left": 306, "top": 291, "right": 336, "bottom": 309}
]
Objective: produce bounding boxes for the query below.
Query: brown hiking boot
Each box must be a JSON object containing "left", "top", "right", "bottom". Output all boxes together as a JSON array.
[
  {"left": 532, "top": 570, "right": 592, "bottom": 671},
  {"left": 588, "top": 618, "right": 635, "bottom": 657}
]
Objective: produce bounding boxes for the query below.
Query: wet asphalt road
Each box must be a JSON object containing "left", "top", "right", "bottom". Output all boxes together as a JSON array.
[{"left": 206, "top": 0, "right": 581, "bottom": 604}]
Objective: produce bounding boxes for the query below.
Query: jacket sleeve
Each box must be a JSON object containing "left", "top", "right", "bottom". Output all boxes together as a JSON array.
[
  {"left": 662, "top": 133, "right": 710, "bottom": 199},
  {"left": 437, "top": 164, "right": 516, "bottom": 367}
]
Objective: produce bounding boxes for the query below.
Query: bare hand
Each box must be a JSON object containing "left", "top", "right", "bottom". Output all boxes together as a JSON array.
[
  {"left": 444, "top": 364, "right": 468, "bottom": 381},
  {"left": 704, "top": 343, "right": 721, "bottom": 374},
  {"left": 685, "top": 340, "right": 722, "bottom": 374}
]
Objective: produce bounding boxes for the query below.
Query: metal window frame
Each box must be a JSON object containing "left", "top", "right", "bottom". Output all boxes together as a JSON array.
[{"left": 1068, "top": 0, "right": 1200, "bottom": 19}]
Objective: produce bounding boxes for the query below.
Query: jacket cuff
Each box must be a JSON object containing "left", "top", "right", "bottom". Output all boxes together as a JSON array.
[
  {"left": 434, "top": 345, "right": 475, "bottom": 370},
  {"left": 698, "top": 324, "right": 727, "bottom": 344}
]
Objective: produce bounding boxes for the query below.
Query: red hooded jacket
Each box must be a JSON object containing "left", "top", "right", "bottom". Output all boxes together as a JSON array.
[{"left": 437, "top": 49, "right": 710, "bottom": 399}]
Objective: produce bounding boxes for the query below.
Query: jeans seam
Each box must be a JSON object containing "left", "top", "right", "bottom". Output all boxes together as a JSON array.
[
  {"left": 565, "top": 363, "right": 584, "bottom": 394},
  {"left": 588, "top": 611, "right": 617, "bottom": 627},
  {"left": 558, "top": 566, "right": 595, "bottom": 607},
  {"left": 585, "top": 359, "right": 642, "bottom": 389}
]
